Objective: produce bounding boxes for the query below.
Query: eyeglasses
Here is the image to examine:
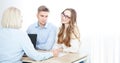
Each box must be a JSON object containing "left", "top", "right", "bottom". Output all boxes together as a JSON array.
[{"left": 61, "top": 12, "right": 71, "bottom": 19}]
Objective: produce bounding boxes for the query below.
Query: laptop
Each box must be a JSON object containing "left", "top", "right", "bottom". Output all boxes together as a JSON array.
[
  {"left": 23, "top": 34, "right": 37, "bottom": 57},
  {"left": 28, "top": 34, "right": 37, "bottom": 49},
  {"left": 23, "top": 34, "right": 37, "bottom": 56}
]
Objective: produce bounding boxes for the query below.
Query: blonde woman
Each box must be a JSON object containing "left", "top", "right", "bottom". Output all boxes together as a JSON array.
[
  {"left": 0, "top": 7, "right": 58, "bottom": 63},
  {"left": 54, "top": 8, "right": 80, "bottom": 53}
]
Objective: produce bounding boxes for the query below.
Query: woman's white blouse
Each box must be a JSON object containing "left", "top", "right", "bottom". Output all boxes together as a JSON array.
[
  {"left": 53, "top": 27, "right": 80, "bottom": 53},
  {"left": 53, "top": 38, "right": 80, "bottom": 53}
]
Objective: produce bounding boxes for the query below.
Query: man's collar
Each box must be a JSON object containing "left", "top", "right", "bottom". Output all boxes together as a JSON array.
[{"left": 35, "top": 22, "right": 48, "bottom": 29}]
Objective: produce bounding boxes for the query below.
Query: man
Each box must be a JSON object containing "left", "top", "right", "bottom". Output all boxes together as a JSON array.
[{"left": 27, "top": 5, "right": 57, "bottom": 50}]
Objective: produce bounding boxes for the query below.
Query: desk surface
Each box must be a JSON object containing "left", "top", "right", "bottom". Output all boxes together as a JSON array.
[{"left": 22, "top": 52, "right": 88, "bottom": 63}]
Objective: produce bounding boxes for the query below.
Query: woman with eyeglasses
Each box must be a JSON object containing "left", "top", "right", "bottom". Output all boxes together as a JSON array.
[{"left": 53, "top": 8, "right": 80, "bottom": 53}]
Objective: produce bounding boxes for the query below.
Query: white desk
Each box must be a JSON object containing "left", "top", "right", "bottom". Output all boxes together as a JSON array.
[{"left": 22, "top": 52, "right": 88, "bottom": 63}]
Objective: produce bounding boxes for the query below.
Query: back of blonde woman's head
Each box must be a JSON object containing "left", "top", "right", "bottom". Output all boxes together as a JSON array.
[{"left": 1, "top": 7, "right": 22, "bottom": 29}]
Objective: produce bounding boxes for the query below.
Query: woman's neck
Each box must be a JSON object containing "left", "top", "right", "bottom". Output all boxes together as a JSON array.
[
  {"left": 64, "top": 24, "right": 69, "bottom": 33},
  {"left": 64, "top": 24, "right": 69, "bottom": 29}
]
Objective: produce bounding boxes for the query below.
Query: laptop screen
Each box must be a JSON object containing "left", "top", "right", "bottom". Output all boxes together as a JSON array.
[{"left": 28, "top": 34, "right": 37, "bottom": 49}]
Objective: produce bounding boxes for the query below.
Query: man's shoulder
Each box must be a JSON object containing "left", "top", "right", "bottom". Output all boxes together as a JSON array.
[
  {"left": 27, "top": 22, "right": 38, "bottom": 32},
  {"left": 28, "top": 22, "right": 38, "bottom": 28},
  {"left": 47, "top": 23, "right": 56, "bottom": 28}
]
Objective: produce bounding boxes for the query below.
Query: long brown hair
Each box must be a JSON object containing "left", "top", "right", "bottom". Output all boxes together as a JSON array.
[{"left": 57, "top": 8, "right": 80, "bottom": 47}]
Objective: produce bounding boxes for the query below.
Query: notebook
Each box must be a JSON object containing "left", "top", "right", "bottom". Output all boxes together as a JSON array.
[
  {"left": 23, "top": 34, "right": 37, "bottom": 57},
  {"left": 28, "top": 34, "right": 37, "bottom": 49}
]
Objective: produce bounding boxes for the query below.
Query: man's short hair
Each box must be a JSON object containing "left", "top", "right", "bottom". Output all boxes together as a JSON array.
[{"left": 38, "top": 5, "right": 49, "bottom": 13}]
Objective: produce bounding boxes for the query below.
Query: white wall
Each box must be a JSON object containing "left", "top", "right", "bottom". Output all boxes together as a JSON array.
[{"left": 0, "top": 0, "right": 120, "bottom": 63}]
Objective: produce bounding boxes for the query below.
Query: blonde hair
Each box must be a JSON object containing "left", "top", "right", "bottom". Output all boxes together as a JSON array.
[{"left": 1, "top": 7, "right": 22, "bottom": 29}]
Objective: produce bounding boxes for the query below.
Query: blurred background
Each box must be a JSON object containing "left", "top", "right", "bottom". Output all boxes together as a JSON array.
[{"left": 0, "top": 0, "right": 120, "bottom": 63}]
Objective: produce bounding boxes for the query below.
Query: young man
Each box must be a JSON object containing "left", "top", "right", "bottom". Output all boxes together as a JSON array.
[
  {"left": 27, "top": 5, "right": 57, "bottom": 50},
  {"left": 0, "top": 7, "right": 58, "bottom": 63}
]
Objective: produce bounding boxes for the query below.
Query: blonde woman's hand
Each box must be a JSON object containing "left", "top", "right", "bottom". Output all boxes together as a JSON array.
[
  {"left": 57, "top": 47, "right": 63, "bottom": 52},
  {"left": 52, "top": 49, "right": 60, "bottom": 57}
]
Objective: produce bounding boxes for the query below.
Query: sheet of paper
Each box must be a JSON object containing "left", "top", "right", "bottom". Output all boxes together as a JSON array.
[{"left": 58, "top": 52, "right": 66, "bottom": 57}]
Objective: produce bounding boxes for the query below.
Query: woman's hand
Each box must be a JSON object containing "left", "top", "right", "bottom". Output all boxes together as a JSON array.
[
  {"left": 52, "top": 47, "right": 63, "bottom": 57},
  {"left": 52, "top": 49, "right": 60, "bottom": 57},
  {"left": 57, "top": 47, "right": 63, "bottom": 52}
]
